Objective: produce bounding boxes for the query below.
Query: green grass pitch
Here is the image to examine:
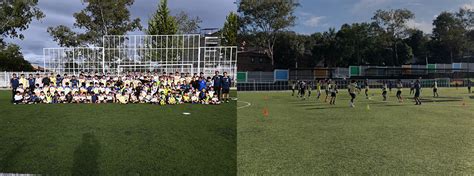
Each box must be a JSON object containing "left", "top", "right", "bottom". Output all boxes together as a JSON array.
[
  {"left": 0, "top": 91, "right": 236, "bottom": 175},
  {"left": 237, "top": 88, "right": 473, "bottom": 175}
]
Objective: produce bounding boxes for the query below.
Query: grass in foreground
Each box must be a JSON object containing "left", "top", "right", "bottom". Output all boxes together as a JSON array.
[
  {"left": 238, "top": 88, "right": 474, "bottom": 175},
  {"left": 0, "top": 91, "right": 236, "bottom": 175}
]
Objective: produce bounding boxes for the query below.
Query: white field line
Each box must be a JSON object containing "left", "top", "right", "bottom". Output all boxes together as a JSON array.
[
  {"left": 365, "top": 96, "right": 469, "bottom": 107},
  {"left": 237, "top": 101, "right": 252, "bottom": 110}
]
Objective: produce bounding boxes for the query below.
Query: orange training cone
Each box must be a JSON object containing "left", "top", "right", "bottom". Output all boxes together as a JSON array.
[{"left": 263, "top": 107, "right": 269, "bottom": 117}]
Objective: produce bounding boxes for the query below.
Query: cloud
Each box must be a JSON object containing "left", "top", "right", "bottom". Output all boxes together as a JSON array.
[
  {"left": 461, "top": 1, "right": 474, "bottom": 10},
  {"left": 4, "top": 0, "right": 236, "bottom": 63},
  {"left": 352, "top": 0, "right": 392, "bottom": 13},
  {"left": 303, "top": 16, "right": 326, "bottom": 27},
  {"left": 407, "top": 19, "right": 433, "bottom": 34}
]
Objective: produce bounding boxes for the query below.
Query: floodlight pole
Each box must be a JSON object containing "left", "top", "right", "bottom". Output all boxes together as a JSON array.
[
  {"left": 198, "top": 35, "right": 201, "bottom": 74},
  {"left": 102, "top": 36, "right": 105, "bottom": 74},
  {"left": 43, "top": 48, "right": 46, "bottom": 72}
]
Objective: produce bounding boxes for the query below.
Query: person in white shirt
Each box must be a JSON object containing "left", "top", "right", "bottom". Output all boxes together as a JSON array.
[{"left": 13, "top": 92, "right": 23, "bottom": 104}]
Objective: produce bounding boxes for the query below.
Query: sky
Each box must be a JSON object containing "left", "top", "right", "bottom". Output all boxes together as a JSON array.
[
  {"left": 5, "top": 0, "right": 237, "bottom": 65},
  {"left": 293, "top": 0, "right": 474, "bottom": 35},
  {"left": 5, "top": 0, "right": 474, "bottom": 64}
]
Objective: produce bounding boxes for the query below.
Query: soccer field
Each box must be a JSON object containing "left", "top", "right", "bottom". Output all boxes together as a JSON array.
[
  {"left": 0, "top": 91, "right": 236, "bottom": 175},
  {"left": 237, "top": 88, "right": 474, "bottom": 175}
]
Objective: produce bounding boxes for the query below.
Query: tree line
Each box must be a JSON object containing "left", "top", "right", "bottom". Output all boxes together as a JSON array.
[
  {"left": 0, "top": 0, "right": 238, "bottom": 71},
  {"left": 238, "top": 0, "right": 474, "bottom": 69}
]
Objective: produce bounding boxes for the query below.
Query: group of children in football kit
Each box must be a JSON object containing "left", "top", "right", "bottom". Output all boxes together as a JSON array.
[
  {"left": 290, "top": 78, "right": 453, "bottom": 107},
  {"left": 10, "top": 71, "right": 232, "bottom": 105}
]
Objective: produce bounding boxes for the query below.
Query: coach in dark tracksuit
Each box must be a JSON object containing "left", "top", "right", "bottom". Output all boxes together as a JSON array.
[
  {"left": 212, "top": 71, "right": 223, "bottom": 100},
  {"left": 28, "top": 74, "right": 36, "bottom": 90},
  {"left": 42, "top": 76, "right": 51, "bottom": 87},
  {"left": 10, "top": 74, "right": 19, "bottom": 103}
]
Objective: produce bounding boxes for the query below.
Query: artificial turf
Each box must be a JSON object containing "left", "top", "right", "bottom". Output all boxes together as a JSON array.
[
  {"left": 237, "top": 88, "right": 474, "bottom": 175},
  {"left": 0, "top": 91, "right": 236, "bottom": 175}
]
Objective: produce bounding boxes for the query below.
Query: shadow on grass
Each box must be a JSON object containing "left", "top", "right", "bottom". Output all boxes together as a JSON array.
[
  {"left": 0, "top": 141, "right": 25, "bottom": 172},
  {"left": 72, "top": 133, "right": 100, "bottom": 176}
]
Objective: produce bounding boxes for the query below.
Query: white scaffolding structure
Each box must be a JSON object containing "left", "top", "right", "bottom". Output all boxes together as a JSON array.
[
  {"left": 43, "top": 47, "right": 104, "bottom": 75},
  {"left": 43, "top": 34, "right": 237, "bottom": 78}
]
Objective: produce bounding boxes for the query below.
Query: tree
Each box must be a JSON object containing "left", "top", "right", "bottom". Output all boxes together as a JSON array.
[
  {"left": 239, "top": 0, "right": 299, "bottom": 65},
  {"left": 0, "top": 44, "right": 34, "bottom": 71},
  {"left": 48, "top": 0, "right": 142, "bottom": 47},
  {"left": 432, "top": 11, "right": 465, "bottom": 63},
  {"left": 174, "top": 10, "right": 202, "bottom": 34},
  {"left": 372, "top": 9, "right": 415, "bottom": 65},
  {"left": 0, "top": 0, "right": 44, "bottom": 45},
  {"left": 0, "top": 0, "right": 43, "bottom": 71},
  {"left": 147, "top": 0, "right": 177, "bottom": 35},
  {"left": 405, "top": 29, "right": 429, "bottom": 64},
  {"left": 222, "top": 12, "right": 238, "bottom": 46}
]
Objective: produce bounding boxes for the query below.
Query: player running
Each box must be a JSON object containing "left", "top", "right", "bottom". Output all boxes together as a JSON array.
[
  {"left": 348, "top": 80, "right": 357, "bottom": 107},
  {"left": 396, "top": 79, "right": 403, "bottom": 103},
  {"left": 432, "top": 80, "right": 439, "bottom": 98}
]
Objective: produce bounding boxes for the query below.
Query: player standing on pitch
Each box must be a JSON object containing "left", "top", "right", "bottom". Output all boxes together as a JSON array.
[
  {"left": 414, "top": 79, "right": 422, "bottom": 105},
  {"left": 364, "top": 79, "right": 370, "bottom": 99},
  {"left": 212, "top": 71, "right": 222, "bottom": 100},
  {"left": 324, "top": 79, "right": 331, "bottom": 102},
  {"left": 432, "top": 80, "right": 439, "bottom": 98},
  {"left": 316, "top": 80, "right": 322, "bottom": 100},
  {"left": 468, "top": 80, "right": 472, "bottom": 93},
  {"left": 329, "top": 80, "right": 338, "bottom": 105},
  {"left": 396, "top": 79, "right": 403, "bottom": 103},
  {"left": 291, "top": 81, "right": 296, "bottom": 96},
  {"left": 299, "top": 81, "right": 307, "bottom": 100},
  {"left": 382, "top": 81, "right": 388, "bottom": 101},
  {"left": 221, "top": 72, "right": 232, "bottom": 103}
]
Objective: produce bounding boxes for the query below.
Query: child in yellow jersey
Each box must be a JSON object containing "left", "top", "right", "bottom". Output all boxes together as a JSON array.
[
  {"left": 316, "top": 80, "right": 322, "bottom": 100},
  {"left": 50, "top": 75, "right": 57, "bottom": 86},
  {"left": 183, "top": 93, "right": 190, "bottom": 103},
  {"left": 118, "top": 92, "right": 128, "bottom": 104},
  {"left": 168, "top": 94, "right": 176, "bottom": 105},
  {"left": 202, "top": 92, "right": 210, "bottom": 104},
  {"left": 45, "top": 92, "right": 53, "bottom": 104},
  {"left": 160, "top": 94, "right": 166, "bottom": 105}
]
